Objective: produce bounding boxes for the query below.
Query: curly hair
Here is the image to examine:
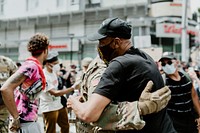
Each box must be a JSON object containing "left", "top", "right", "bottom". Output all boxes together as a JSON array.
[{"left": 27, "top": 33, "right": 49, "bottom": 56}]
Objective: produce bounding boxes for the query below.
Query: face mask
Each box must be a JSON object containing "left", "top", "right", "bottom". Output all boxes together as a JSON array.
[
  {"left": 97, "top": 44, "right": 117, "bottom": 65},
  {"left": 162, "top": 63, "right": 176, "bottom": 75},
  {"left": 51, "top": 64, "right": 60, "bottom": 72}
]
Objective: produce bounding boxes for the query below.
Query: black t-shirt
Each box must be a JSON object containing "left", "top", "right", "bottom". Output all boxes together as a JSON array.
[
  {"left": 166, "top": 72, "right": 195, "bottom": 117},
  {"left": 93, "top": 47, "right": 176, "bottom": 133},
  {"left": 165, "top": 72, "right": 198, "bottom": 133}
]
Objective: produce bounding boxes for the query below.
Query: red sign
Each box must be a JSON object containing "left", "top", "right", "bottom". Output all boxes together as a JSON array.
[
  {"left": 170, "top": 3, "right": 182, "bottom": 7},
  {"left": 164, "top": 24, "right": 198, "bottom": 36},
  {"left": 49, "top": 44, "right": 68, "bottom": 50}
]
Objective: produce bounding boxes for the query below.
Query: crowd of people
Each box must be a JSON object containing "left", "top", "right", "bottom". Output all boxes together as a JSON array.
[{"left": 0, "top": 18, "right": 200, "bottom": 133}]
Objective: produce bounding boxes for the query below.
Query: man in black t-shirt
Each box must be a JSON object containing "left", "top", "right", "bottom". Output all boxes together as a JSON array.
[{"left": 67, "top": 18, "right": 176, "bottom": 133}]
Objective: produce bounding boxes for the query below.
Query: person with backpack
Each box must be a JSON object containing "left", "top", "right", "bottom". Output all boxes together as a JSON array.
[{"left": 159, "top": 52, "right": 200, "bottom": 133}]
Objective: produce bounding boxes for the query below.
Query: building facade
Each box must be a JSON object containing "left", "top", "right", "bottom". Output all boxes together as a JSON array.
[{"left": 0, "top": 0, "right": 199, "bottom": 66}]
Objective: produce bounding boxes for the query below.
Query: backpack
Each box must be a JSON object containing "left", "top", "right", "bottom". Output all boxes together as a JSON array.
[{"left": 0, "top": 83, "right": 4, "bottom": 105}]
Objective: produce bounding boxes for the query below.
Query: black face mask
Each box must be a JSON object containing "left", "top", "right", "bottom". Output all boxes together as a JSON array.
[{"left": 97, "top": 43, "right": 117, "bottom": 65}]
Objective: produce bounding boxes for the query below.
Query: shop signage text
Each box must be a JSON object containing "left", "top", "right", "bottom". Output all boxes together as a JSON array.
[
  {"left": 49, "top": 44, "right": 68, "bottom": 50},
  {"left": 156, "top": 23, "right": 199, "bottom": 38},
  {"left": 164, "top": 24, "right": 198, "bottom": 36}
]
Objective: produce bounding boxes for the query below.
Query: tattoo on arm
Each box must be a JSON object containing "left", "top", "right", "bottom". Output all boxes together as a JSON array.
[{"left": 9, "top": 73, "right": 25, "bottom": 84}]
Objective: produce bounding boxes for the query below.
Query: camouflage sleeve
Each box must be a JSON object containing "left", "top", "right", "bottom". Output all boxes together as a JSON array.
[
  {"left": 87, "top": 70, "right": 103, "bottom": 99},
  {"left": 80, "top": 73, "right": 89, "bottom": 102},
  {"left": 91, "top": 101, "right": 145, "bottom": 130},
  {"left": 81, "top": 70, "right": 102, "bottom": 101},
  {"left": 8, "top": 59, "right": 18, "bottom": 74},
  {"left": 81, "top": 60, "right": 106, "bottom": 101},
  {"left": 4, "top": 56, "right": 18, "bottom": 75}
]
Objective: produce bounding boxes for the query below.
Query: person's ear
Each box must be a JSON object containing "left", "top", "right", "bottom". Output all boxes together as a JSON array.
[
  {"left": 44, "top": 49, "right": 48, "bottom": 55},
  {"left": 175, "top": 60, "right": 180, "bottom": 65},
  {"left": 112, "top": 38, "right": 121, "bottom": 49},
  {"left": 43, "top": 49, "right": 48, "bottom": 62}
]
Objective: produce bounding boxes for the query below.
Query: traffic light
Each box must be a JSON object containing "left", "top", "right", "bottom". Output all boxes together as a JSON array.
[
  {"left": 192, "top": 12, "right": 197, "bottom": 21},
  {"left": 189, "top": 34, "right": 196, "bottom": 48}
]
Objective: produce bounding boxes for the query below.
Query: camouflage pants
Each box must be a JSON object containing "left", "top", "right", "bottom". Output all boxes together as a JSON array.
[
  {"left": 76, "top": 121, "right": 117, "bottom": 133},
  {"left": 76, "top": 121, "right": 93, "bottom": 133},
  {"left": 0, "top": 106, "right": 9, "bottom": 133},
  {"left": 0, "top": 105, "right": 9, "bottom": 121}
]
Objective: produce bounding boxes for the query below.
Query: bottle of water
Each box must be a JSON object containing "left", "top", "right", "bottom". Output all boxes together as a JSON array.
[{"left": 71, "top": 90, "right": 79, "bottom": 120}]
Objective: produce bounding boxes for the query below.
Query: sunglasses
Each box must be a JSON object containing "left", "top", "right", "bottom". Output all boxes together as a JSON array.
[{"left": 161, "top": 60, "right": 173, "bottom": 67}]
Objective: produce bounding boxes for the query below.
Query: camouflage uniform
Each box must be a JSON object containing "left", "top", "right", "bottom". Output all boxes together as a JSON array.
[
  {"left": 81, "top": 56, "right": 106, "bottom": 101},
  {"left": 76, "top": 57, "right": 145, "bottom": 133},
  {"left": 0, "top": 56, "right": 18, "bottom": 121},
  {"left": 76, "top": 57, "right": 106, "bottom": 133}
]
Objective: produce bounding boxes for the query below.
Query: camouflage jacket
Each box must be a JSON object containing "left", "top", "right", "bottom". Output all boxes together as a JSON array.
[{"left": 81, "top": 56, "right": 106, "bottom": 101}]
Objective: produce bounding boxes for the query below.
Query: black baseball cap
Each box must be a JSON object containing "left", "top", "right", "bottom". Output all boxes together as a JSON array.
[
  {"left": 87, "top": 18, "right": 132, "bottom": 41},
  {"left": 159, "top": 52, "right": 177, "bottom": 62}
]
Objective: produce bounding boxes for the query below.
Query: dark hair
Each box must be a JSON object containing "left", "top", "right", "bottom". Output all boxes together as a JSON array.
[{"left": 27, "top": 33, "right": 49, "bottom": 56}]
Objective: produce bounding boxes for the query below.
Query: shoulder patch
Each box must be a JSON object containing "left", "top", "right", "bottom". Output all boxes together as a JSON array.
[{"left": 91, "top": 79, "right": 100, "bottom": 87}]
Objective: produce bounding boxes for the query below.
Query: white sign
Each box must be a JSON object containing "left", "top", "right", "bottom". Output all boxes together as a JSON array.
[
  {"left": 141, "top": 47, "right": 163, "bottom": 61},
  {"left": 156, "top": 23, "right": 200, "bottom": 38},
  {"left": 50, "top": 39, "right": 79, "bottom": 52},
  {"left": 134, "top": 35, "right": 151, "bottom": 48},
  {"left": 150, "top": 1, "right": 192, "bottom": 19}
]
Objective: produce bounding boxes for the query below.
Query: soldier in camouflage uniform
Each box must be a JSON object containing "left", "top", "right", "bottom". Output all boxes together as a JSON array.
[
  {"left": 75, "top": 56, "right": 171, "bottom": 133},
  {"left": 81, "top": 56, "right": 106, "bottom": 102},
  {"left": 75, "top": 56, "right": 106, "bottom": 133},
  {"left": 0, "top": 56, "right": 18, "bottom": 122}
]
